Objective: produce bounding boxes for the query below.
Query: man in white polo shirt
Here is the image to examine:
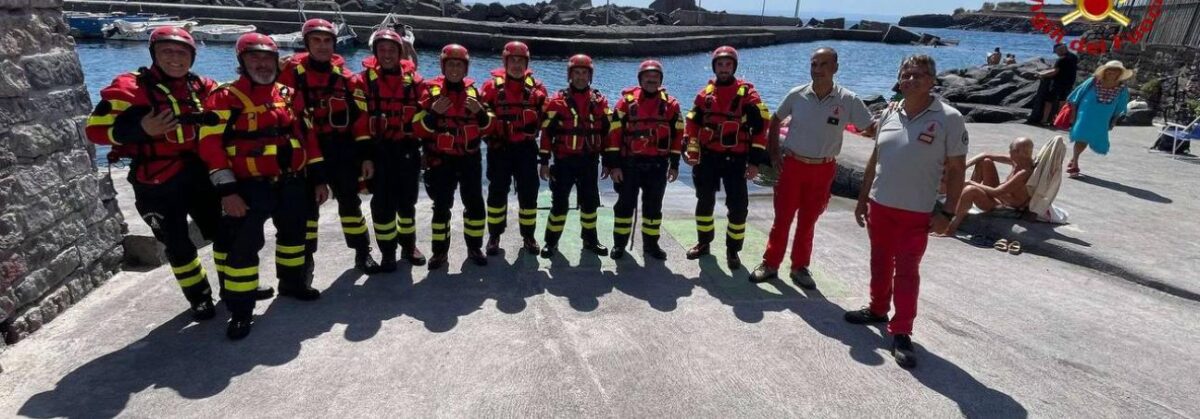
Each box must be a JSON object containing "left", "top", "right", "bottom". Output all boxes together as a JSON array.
[
  {"left": 845, "top": 54, "right": 967, "bottom": 369},
  {"left": 750, "top": 47, "right": 872, "bottom": 288}
]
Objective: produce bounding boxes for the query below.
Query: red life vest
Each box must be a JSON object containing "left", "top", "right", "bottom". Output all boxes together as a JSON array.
[
  {"left": 85, "top": 67, "right": 217, "bottom": 184},
  {"left": 279, "top": 54, "right": 356, "bottom": 137},
  {"left": 200, "top": 78, "right": 315, "bottom": 179},
  {"left": 481, "top": 68, "right": 545, "bottom": 144},
  {"left": 691, "top": 79, "right": 755, "bottom": 153},
  {"left": 358, "top": 59, "right": 423, "bottom": 143},
  {"left": 616, "top": 87, "right": 681, "bottom": 158},
  {"left": 542, "top": 88, "right": 609, "bottom": 159},
  {"left": 413, "top": 76, "right": 489, "bottom": 156}
]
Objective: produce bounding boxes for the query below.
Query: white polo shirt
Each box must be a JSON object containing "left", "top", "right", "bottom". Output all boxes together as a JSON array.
[
  {"left": 869, "top": 97, "right": 969, "bottom": 213},
  {"left": 774, "top": 83, "right": 873, "bottom": 159}
]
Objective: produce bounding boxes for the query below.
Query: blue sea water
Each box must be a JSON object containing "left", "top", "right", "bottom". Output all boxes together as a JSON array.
[{"left": 78, "top": 28, "right": 1062, "bottom": 164}]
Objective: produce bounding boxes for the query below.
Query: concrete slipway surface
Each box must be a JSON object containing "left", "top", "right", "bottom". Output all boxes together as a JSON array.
[{"left": 1, "top": 123, "right": 1198, "bottom": 418}]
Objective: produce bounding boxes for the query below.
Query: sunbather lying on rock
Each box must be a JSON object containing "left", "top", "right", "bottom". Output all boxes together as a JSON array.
[{"left": 942, "top": 137, "right": 1035, "bottom": 235}]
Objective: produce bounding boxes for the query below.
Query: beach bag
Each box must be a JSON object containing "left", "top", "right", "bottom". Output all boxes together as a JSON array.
[
  {"left": 1052, "top": 104, "right": 1074, "bottom": 130},
  {"left": 1152, "top": 132, "right": 1192, "bottom": 154}
]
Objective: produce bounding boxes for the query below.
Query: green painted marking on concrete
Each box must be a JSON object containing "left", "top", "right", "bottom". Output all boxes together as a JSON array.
[
  {"left": 533, "top": 190, "right": 618, "bottom": 269},
  {"left": 661, "top": 219, "right": 850, "bottom": 298}
]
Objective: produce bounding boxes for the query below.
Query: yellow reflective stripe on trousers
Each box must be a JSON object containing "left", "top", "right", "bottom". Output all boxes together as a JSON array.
[
  {"left": 277, "top": 244, "right": 305, "bottom": 254},
  {"left": 697, "top": 225, "right": 716, "bottom": 232},
  {"left": 487, "top": 215, "right": 505, "bottom": 224},
  {"left": 222, "top": 264, "right": 258, "bottom": 278},
  {"left": 614, "top": 217, "right": 633, "bottom": 224},
  {"left": 728, "top": 232, "right": 746, "bottom": 240},
  {"left": 549, "top": 215, "right": 567, "bottom": 222},
  {"left": 307, "top": 220, "right": 319, "bottom": 227},
  {"left": 695, "top": 216, "right": 715, "bottom": 222},
  {"left": 614, "top": 227, "right": 632, "bottom": 234},
  {"left": 519, "top": 209, "right": 537, "bottom": 216},
  {"left": 519, "top": 218, "right": 536, "bottom": 226},
  {"left": 276, "top": 255, "right": 306, "bottom": 267},
  {"left": 397, "top": 225, "right": 416, "bottom": 234},
  {"left": 171, "top": 258, "right": 202, "bottom": 274},
  {"left": 487, "top": 206, "right": 507, "bottom": 214},
  {"left": 432, "top": 233, "right": 447, "bottom": 241},
  {"left": 377, "top": 231, "right": 398, "bottom": 240},
  {"left": 306, "top": 232, "right": 319, "bottom": 239},
  {"left": 465, "top": 219, "right": 486, "bottom": 227},
  {"left": 224, "top": 279, "right": 259, "bottom": 292},
  {"left": 176, "top": 269, "right": 206, "bottom": 288}
]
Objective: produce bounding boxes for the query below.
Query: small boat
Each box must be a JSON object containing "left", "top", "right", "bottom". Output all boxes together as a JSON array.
[
  {"left": 192, "top": 24, "right": 257, "bottom": 44},
  {"left": 271, "top": 0, "right": 358, "bottom": 52},
  {"left": 66, "top": 11, "right": 178, "bottom": 39},
  {"left": 102, "top": 20, "right": 198, "bottom": 42}
]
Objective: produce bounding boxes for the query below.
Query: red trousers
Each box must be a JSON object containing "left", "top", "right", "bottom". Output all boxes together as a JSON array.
[
  {"left": 763, "top": 158, "right": 837, "bottom": 270},
  {"left": 867, "top": 200, "right": 931, "bottom": 336}
]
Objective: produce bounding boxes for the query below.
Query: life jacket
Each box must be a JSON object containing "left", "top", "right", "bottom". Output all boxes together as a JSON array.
[
  {"left": 546, "top": 87, "right": 607, "bottom": 158},
  {"left": 85, "top": 67, "right": 217, "bottom": 184},
  {"left": 694, "top": 79, "right": 754, "bottom": 152},
  {"left": 414, "top": 76, "right": 487, "bottom": 156},
  {"left": 483, "top": 68, "right": 544, "bottom": 143},
  {"left": 208, "top": 78, "right": 311, "bottom": 179},
  {"left": 360, "top": 59, "right": 422, "bottom": 143},
  {"left": 281, "top": 54, "right": 356, "bottom": 137},
  {"left": 618, "top": 87, "right": 678, "bottom": 158}
]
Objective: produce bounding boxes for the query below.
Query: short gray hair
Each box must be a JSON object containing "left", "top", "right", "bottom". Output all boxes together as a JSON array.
[{"left": 899, "top": 54, "right": 937, "bottom": 78}]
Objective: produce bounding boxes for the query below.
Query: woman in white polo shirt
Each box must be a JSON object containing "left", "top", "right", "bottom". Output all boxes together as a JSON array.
[{"left": 844, "top": 54, "right": 968, "bottom": 369}]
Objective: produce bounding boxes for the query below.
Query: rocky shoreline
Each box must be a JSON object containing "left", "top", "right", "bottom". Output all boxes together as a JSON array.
[
  {"left": 926, "top": 58, "right": 1152, "bottom": 125},
  {"left": 899, "top": 12, "right": 1114, "bottom": 36}
]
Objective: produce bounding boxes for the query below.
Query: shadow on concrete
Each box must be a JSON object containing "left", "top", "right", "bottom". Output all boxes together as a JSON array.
[
  {"left": 611, "top": 252, "right": 693, "bottom": 312},
  {"left": 909, "top": 343, "right": 1030, "bottom": 419},
  {"left": 542, "top": 249, "right": 615, "bottom": 312},
  {"left": 1071, "top": 175, "right": 1172, "bottom": 204}
]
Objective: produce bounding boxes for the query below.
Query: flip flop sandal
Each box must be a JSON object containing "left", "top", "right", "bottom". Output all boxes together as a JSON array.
[
  {"left": 1008, "top": 241, "right": 1023, "bottom": 255},
  {"left": 993, "top": 239, "right": 1010, "bottom": 252}
]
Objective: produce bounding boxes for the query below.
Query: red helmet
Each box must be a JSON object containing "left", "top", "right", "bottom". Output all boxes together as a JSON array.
[
  {"left": 567, "top": 54, "right": 593, "bottom": 76},
  {"left": 440, "top": 44, "right": 470, "bottom": 67},
  {"left": 711, "top": 45, "right": 738, "bottom": 72},
  {"left": 236, "top": 32, "right": 279, "bottom": 57},
  {"left": 638, "top": 59, "right": 663, "bottom": 79},
  {"left": 502, "top": 41, "right": 530, "bottom": 62},
  {"left": 302, "top": 18, "right": 338, "bottom": 40},
  {"left": 369, "top": 28, "right": 404, "bottom": 52},
  {"left": 148, "top": 26, "right": 196, "bottom": 62}
]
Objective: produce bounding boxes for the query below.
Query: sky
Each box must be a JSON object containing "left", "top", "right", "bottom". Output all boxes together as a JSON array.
[{"left": 471, "top": 0, "right": 987, "bottom": 20}]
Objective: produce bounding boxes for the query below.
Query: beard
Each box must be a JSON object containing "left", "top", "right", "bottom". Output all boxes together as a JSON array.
[{"left": 248, "top": 68, "right": 278, "bottom": 85}]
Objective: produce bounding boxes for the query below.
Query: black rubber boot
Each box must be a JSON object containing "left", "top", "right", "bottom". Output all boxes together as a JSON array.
[
  {"left": 254, "top": 285, "right": 275, "bottom": 301},
  {"left": 428, "top": 253, "right": 448, "bottom": 270},
  {"left": 645, "top": 245, "right": 668, "bottom": 261},
  {"left": 686, "top": 243, "right": 710, "bottom": 260},
  {"left": 227, "top": 315, "right": 253, "bottom": 340},
  {"left": 403, "top": 246, "right": 427, "bottom": 266},
  {"left": 468, "top": 248, "right": 488, "bottom": 266},
  {"left": 191, "top": 299, "right": 216, "bottom": 321},
  {"left": 583, "top": 241, "right": 609, "bottom": 256},
  {"left": 356, "top": 248, "right": 381, "bottom": 273},
  {"left": 379, "top": 249, "right": 398, "bottom": 273},
  {"left": 486, "top": 235, "right": 502, "bottom": 256}
]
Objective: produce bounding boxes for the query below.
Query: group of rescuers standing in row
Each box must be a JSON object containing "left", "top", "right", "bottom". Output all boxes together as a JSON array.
[{"left": 87, "top": 19, "right": 969, "bottom": 368}]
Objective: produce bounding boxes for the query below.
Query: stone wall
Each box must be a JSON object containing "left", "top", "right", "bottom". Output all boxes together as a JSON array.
[
  {"left": 0, "top": 0, "right": 125, "bottom": 354},
  {"left": 669, "top": 10, "right": 800, "bottom": 27}
]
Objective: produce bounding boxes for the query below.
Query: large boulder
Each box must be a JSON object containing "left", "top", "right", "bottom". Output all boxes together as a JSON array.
[
  {"left": 881, "top": 25, "right": 922, "bottom": 44},
  {"left": 850, "top": 19, "right": 889, "bottom": 31},
  {"left": 956, "top": 103, "right": 1030, "bottom": 123},
  {"left": 506, "top": 3, "right": 539, "bottom": 21},
  {"left": 898, "top": 14, "right": 954, "bottom": 28},
  {"left": 550, "top": 0, "right": 592, "bottom": 11},
  {"left": 963, "top": 83, "right": 1021, "bottom": 104},
  {"left": 822, "top": 18, "right": 845, "bottom": 29},
  {"left": 486, "top": 2, "right": 508, "bottom": 18},
  {"left": 460, "top": 3, "right": 490, "bottom": 20},
  {"left": 339, "top": 0, "right": 363, "bottom": 12},
  {"left": 648, "top": 0, "right": 700, "bottom": 14}
]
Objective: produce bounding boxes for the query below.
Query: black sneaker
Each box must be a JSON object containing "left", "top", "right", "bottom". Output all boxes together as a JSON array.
[
  {"left": 278, "top": 284, "right": 321, "bottom": 301},
  {"left": 727, "top": 251, "right": 742, "bottom": 270},
  {"left": 254, "top": 285, "right": 275, "bottom": 301},
  {"left": 403, "top": 246, "right": 427, "bottom": 266},
  {"left": 610, "top": 247, "right": 625, "bottom": 260},
  {"left": 428, "top": 253, "right": 448, "bottom": 270},
  {"left": 791, "top": 267, "right": 816, "bottom": 289},
  {"left": 844, "top": 307, "right": 888, "bottom": 324},
  {"left": 645, "top": 246, "right": 668, "bottom": 260},
  {"left": 892, "top": 334, "right": 918, "bottom": 369},
  {"left": 540, "top": 244, "right": 557, "bottom": 259},
  {"left": 468, "top": 248, "right": 488, "bottom": 266},
  {"left": 748, "top": 263, "right": 777, "bottom": 283},
  {"left": 583, "top": 241, "right": 609, "bottom": 256},
  {"left": 685, "top": 243, "right": 710, "bottom": 260},
  {"left": 227, "top": 316, "right": 253, "bottom": 340},
  {"left": 486, "top": 236, "right": 502, "bottom": 256},
  {"left": 190, "top": 299, "right": 216, "bottom": 321}
]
